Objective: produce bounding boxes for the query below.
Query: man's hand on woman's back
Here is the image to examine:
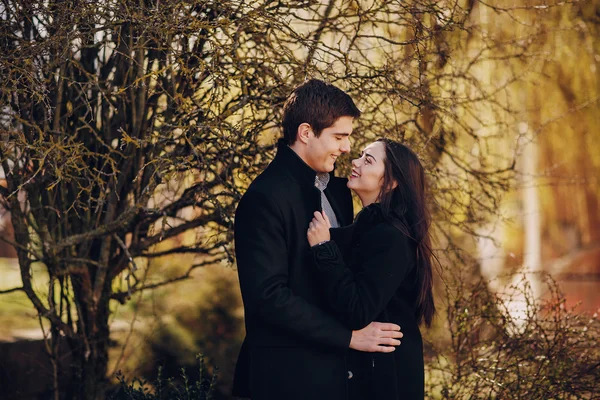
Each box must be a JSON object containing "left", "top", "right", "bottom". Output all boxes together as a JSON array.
[{"left": 349, "top": 321, "right": 403, "bottom": 353}]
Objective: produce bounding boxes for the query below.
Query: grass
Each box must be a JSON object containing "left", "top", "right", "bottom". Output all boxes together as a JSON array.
[{"left": 0, "top": 257, "right": 51, "bottom": 339}]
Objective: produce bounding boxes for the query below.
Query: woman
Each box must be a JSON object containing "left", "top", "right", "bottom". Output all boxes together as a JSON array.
[{"left": 307, "top": 138, "right": 435, "bottom": 400}]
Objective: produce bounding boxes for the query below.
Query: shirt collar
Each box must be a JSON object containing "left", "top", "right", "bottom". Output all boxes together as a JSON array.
[{"left": 314, "top": 173, "right": 330, "bottom": 191}]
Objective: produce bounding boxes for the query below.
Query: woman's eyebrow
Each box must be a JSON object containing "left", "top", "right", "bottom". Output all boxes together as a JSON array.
[{"left": 364, "top": 152, "right": 376, "bottom": 162}]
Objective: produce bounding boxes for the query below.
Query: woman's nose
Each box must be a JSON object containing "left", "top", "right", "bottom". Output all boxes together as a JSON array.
[{"left": 351, "top": 158, "right": 359, "bottom": 168}]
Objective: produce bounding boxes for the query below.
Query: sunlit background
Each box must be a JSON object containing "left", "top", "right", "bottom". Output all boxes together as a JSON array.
[{"left": 1, "top": 1, "right": 599, "bottom": 399}]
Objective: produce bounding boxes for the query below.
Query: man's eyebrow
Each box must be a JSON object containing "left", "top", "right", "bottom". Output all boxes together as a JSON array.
[{"left": 333, "top": 133, "right": 351, "bottom": 137}]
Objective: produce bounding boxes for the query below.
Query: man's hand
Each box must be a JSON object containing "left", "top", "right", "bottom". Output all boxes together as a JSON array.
[{"left": 349, "top": 321, "right": 403, "bottom": 353}]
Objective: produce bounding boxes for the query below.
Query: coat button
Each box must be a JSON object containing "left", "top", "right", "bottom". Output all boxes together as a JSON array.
[{"left": 348, "top": 370, "right": 353, "bottom": 379}]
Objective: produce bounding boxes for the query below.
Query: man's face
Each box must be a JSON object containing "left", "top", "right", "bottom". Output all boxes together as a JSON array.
[{"left": 304, "top": 116, "right": 353, "bottom": 173}]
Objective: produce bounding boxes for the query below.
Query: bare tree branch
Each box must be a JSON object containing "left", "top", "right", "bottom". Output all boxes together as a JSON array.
[
  {"left": 0, "top": 286, "right": 25, "bottom": 295},
  {"left": 111, "top": 256, "right": 227, "bottom": 304}
]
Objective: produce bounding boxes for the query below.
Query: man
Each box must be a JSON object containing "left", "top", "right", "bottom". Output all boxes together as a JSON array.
[{"left": 233, "top": 79, "right": 402, "bottom": 400}]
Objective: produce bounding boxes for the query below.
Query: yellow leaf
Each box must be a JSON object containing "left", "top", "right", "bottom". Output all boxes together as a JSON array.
[{"left": 121, "top": 131, "right": 141, "bottom": 148}]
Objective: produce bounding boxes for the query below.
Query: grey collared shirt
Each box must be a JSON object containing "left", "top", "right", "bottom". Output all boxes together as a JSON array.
[{"left": 315, "top": 173, "right": 340, "bottom": 228}]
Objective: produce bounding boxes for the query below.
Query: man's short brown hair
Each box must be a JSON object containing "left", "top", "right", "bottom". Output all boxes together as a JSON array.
[{"left": 282, "top": 79, "right": 361, "bottom": 145}]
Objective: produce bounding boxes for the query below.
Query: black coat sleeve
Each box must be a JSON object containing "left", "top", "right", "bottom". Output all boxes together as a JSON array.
[
  {"left": 235, "top": 189, "right": 351, "bottom": 349},
  {"left": 311, "top": 223, "right": 415, "bottom": 330}
]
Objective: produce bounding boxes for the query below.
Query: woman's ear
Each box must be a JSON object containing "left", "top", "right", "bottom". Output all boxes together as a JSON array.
[
  {"left": 387, "top": 179, "right": 398, "bottom": 191},
  {"left": 296, "top": 123, "right": 313, "bottom": 144},
  {"left": 379, "top": 178, "right": 398, "bottom": 198}
]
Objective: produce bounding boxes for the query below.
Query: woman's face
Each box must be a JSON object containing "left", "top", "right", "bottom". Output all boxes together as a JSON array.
[{"left": 347, "top": 141, "right": 388, "bottom": 206}]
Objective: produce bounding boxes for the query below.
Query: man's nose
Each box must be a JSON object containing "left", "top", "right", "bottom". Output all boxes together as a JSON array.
[{"left": 340, "top": 138, "right": 351, "bottom": 153}]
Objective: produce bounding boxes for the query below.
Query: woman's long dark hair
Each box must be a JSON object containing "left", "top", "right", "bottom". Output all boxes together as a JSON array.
[{"left": 377, "top": 138, "right": 436, "bottom": 327}]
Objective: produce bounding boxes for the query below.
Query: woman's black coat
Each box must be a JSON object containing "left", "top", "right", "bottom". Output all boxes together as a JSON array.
[
  {"left": 232, "top": 140, "right": 355, "bottom": 400},
  {"left": 311, "top": 204, "right": 425, "bottom": 400}
]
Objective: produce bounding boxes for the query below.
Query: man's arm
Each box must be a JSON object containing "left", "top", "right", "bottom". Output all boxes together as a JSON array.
[{"left": 235, "top": 190, "right": 401, "bottom": 351}]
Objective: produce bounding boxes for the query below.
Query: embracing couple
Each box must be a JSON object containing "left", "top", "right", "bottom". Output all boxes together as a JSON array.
[{"left": 232, "top": 79, "right": 435, "bottom": 400}]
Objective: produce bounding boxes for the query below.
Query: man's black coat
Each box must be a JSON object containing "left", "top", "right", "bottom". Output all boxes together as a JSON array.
[{"left": 232, "top": 140, "right": 354, "bottom": 400}]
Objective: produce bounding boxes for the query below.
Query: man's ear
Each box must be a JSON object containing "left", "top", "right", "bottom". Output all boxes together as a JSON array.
[{"left": 296, "top": 123, "right": 313, "bottom": 144}]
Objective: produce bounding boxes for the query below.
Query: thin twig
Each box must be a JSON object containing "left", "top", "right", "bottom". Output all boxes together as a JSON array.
[
  {"left": 110, "top": 256, "right": 226, "bottom": 304},
  {"left": 0, "top": 286, "right": 25, "bottom": 295}
]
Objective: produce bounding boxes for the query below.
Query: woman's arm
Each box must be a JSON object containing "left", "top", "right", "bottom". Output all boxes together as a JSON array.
[{"left": 311, "top": 223, "right": 415, "bottom": 330}]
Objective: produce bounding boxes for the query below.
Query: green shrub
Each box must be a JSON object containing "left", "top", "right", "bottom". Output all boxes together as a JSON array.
[{"left": 110, "top": 354, "right": 218, "bottom": 400}]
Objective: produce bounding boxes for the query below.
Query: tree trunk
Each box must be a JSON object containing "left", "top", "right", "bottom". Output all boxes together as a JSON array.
[
  {"left": 66, "top": 291, "right": 110, "bottom": 400},
  {"left": 521, "top": 123, "right": 542, "bottom": 293}
]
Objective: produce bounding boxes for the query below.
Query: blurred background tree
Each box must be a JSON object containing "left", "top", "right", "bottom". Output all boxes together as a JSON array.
[{"left": 1, "top": 0, "right": 598, "bottom": 399}]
